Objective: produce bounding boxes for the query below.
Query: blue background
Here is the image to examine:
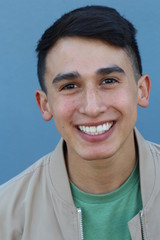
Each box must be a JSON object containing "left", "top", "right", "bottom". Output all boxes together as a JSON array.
[{"left": 0, "top": 0, "right": 159, "bottom": 184}]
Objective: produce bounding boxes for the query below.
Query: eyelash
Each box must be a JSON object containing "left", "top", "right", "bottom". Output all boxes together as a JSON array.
[
  {"left": 61, "top": 83, "right": 77, "bottom": 90},
  {"left": 102, "top": 78, "right": 117, "bottom": 85}
]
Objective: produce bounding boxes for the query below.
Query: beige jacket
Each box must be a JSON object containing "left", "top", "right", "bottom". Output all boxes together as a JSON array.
[{"left": 0, "top": 129, "right": 160, "bottom": 240}]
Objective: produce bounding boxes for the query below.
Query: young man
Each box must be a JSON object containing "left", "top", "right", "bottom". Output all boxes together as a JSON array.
[{"left": 0, "top": 5, "right": 159, "bottom": 240}]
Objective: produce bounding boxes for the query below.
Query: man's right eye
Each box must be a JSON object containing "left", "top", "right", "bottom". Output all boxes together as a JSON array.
[{"left": 61, "top": 83, "right": 77, "bottom": 90}]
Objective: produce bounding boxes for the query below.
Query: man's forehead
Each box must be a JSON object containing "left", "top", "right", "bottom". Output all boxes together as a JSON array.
[
  {"left": 46, "top": 36, "right": 125, "bottom": 57},
  {"left": 45, "top": 36, "right": 134, "bottom": 81},
  {"left": 46, "top": 37, "right": 128, "bottom": 64}
]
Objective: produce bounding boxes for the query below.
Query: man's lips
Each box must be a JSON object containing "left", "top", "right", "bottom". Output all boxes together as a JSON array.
[{"left": 77, "top": 122, "right": 114, "bottom": 135}]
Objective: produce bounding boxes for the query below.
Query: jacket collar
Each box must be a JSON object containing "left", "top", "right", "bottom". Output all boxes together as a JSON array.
[
  {"left": 134, "top": 128, "right": 155, "bottom": 207},
  {"left": 49, "top": 139, "right": 75, "bottom": 205}
]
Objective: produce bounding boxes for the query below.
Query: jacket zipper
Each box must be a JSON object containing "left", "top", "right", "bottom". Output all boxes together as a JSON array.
[
  {"left": 139, "top": 210, "right": 145, "bottom": 240},
  {"left": 78, "top": 208, "right": 146, "bottom": 240},
  {"left": 77, "top": 208, "right": 84, "bottom": 240}
]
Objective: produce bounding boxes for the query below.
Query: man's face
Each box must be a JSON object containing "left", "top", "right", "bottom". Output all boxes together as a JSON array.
[{"left": 37, "top": 37, "right": 150, "bottom": 162}]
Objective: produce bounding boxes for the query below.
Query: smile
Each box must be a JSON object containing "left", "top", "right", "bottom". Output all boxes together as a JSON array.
[{"left": 78, "top": 122, "right": 113, "bottom": 135}]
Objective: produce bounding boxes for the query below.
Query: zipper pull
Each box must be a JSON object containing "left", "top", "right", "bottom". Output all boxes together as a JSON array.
[
  {"left": 77, "top": 208, "right": 84, "bottom": 240},
  {"left": 139, "top": 210, "right": 145, "bottom": 240}
]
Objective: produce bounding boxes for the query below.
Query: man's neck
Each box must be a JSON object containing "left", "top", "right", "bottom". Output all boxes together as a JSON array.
[{"left": 65, "top": 135, "right": 137, "bottom": 194}]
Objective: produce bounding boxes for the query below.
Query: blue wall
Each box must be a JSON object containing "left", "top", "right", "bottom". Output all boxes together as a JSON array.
[{"left": 0, "top": 0, "right": 159, "bottom": 184}]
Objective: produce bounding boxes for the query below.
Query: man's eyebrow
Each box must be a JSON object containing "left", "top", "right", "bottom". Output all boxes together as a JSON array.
[
  {"left": 52, "top": 66, "right": 125, "bottom": 84},
  {"left": 52, "top": 71, "right": 80, "bottom": 84},
  {"left": 96, "top": 66, "right": 125, "bottom": 75}
]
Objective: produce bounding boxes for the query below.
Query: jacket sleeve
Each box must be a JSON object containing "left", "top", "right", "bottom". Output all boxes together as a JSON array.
[{"left": 0, "top": 177, "right": 27, "bottom": 239}]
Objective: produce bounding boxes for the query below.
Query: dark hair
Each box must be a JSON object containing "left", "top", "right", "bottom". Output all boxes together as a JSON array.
[{"left": 36, "top": 5, "right": 142, "bottom": 93}]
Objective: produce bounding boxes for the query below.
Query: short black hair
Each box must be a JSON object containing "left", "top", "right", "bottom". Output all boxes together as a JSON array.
[{"left": 36, "top": 5, "right": 142, "bottom": 93}]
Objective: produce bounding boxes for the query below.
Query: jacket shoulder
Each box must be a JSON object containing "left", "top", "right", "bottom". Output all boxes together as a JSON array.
[
  {"left": 0, "top": 152, "right": 53, "bottom": 237},
  {"left": 147, "top": 141, "right": 160, "bottom": 159},
  {"left": 0, "top": 152, "right": 52, "bottom": 192}
]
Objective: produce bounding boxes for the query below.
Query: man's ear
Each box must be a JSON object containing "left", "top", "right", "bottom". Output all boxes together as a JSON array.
[
  {"left": 138, "top": 74, "right": 151, "bottom": 108},
  {"left": 35, "top": 90, "right": 52, "bottom": 121}
]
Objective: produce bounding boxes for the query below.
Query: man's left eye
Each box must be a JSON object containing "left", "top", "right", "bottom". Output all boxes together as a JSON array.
[{"left": 102, "top": 78, "right": 117, "bottom": 84}]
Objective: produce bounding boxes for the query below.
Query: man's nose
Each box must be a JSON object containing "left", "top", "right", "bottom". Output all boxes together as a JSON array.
[{"left": 79, "top": 87, "right": 107, "bottom": 117}]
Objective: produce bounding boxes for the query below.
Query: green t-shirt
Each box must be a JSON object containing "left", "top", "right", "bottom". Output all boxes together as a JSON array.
[{"left": 70, "top": 161, "right": 142, "bottom": 240}]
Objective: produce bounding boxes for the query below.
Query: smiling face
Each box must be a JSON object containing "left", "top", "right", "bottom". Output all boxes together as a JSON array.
[{"left": 36, "top": 37, "right": 150, "bottom": 163}]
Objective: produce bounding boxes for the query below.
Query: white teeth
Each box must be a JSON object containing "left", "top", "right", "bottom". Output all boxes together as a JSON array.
[
  {"left": 78, "top": 122, "right": 113, "bottom": 135},
  {"left": 97, "top": 125, "right": 103, "bottom": 132},
  {"left": 103, "top": 123, "right": 107, "bottom": 131},
  {"left": 86, "top": 126, "right": 90, "bottom": 132},
  {"left": 90, "top": 126, "right": 96, "bottom": 133}
]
